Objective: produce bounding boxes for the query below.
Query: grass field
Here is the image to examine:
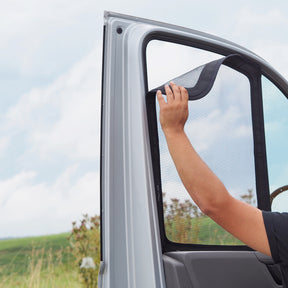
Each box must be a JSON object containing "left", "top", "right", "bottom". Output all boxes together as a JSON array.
[
  {"left": 165, "top": 215, "right": 243, "bottom": 245},
  {"left": 197, "top": 216, "right": 243, "bottom": 245},
  {"left": 0, "top": 215, "right": 243, "bottom": 287},
  {"left": 0, "top": 233, "right": 80, "bottom": 288}
]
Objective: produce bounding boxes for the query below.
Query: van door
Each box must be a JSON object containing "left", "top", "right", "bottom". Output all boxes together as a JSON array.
[{"left": 100, "top": 11, "right": 288, "bottom": 288}]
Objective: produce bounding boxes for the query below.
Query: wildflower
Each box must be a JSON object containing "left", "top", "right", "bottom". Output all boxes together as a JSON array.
[{"left": 80, "top": 257, "right": 96, "bottom": 269}]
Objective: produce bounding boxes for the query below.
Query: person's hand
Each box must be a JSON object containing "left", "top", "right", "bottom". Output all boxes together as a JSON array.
[{"left": 156, "top": 82, "right": 189, "bottom": 136}]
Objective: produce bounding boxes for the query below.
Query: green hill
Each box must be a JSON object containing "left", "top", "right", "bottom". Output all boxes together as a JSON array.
[
  {"left": 0, "top": 217, "right": 244, "bottom": 287},
  {"left": 0, "top": 233, "right": 79, "bottom": 288}
]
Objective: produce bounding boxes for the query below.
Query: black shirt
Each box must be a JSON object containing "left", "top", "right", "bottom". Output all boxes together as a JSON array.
[{"left": 263, "top": 211, "right": 288, "bottom": 287}]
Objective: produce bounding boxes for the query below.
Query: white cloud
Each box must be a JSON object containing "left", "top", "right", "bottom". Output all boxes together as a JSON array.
[
  {"left": 0, "top": 136, "right": 10, "bottom": 156},
  {"left": 0, "top": 167, "right": 99, "bottom": 238},
  {"left": 162, "top": 181, "right": 190, "bottom": 203},
  {"left": 0, "top": 0, "right": 101, "bottom": 79},
  {"left": 147, "top": 41, "right": 221, "bottom": 89},
  {"left": 4, "top": 45, "right": 101, "bottom": 160},
  {"left": 233, "top": 7, "right": 288, "bottom": 78},
  {"left": 162, "top": 179, "right": 254, "bottom": 210},
  {"left": 1, "top": 0, "right": 288, "bottom": 238},
  {"left": 185, "top": 106, "right": 252, "bottom": 153},
  {"left": 236, "top": 8, "right": 287, "bottom": 30},
  {"left": 0, "top": 44, "right": 101, "bottom": 237}
]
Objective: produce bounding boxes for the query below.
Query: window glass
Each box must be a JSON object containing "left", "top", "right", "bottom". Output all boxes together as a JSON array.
[
  {"left": 147, "top": 40, "right": 257, "bottom": 245},
  {"left": 262, "top": 76, "right": 288, "bottom": 212}
]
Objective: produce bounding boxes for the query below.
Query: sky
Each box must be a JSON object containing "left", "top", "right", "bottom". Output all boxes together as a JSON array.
[{"left": 1, "top": 0, "right": 288, "bottom": 237}]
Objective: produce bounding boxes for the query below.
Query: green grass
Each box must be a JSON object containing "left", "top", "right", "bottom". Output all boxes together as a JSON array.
[
  {"left": 0, "top": 217, "right": 243, "bottom": 287},
  {"left": 0, "top": 233, "right": 73, "bottom": 275},
  {"left": 0, "top": 233, "right": 80, "bottom": 288},
  {"left": 197, "top": 216, "right": 243, "bottom": 245},
  {"left": 165, "top": 215, "right": 243, "bottom": 245}
]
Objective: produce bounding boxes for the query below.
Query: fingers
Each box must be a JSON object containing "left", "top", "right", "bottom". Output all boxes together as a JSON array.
[
  {"left": 157, "top": 83, "right": 189, "bottom": 133},
  {"left": 158, "top": 82, "right": 188, "bottom": 105},
  {"left": 166, "top": 82, "right": 188, "bottom": 101},
  {"left": 180, "top": 86, "right": 189, "bottom": 101},
  {"left": 165, "top": 84, "right": 174, "bottom": 103},
  {"left": 170, "top": 82, "right": 181, "bottom": 101},
  {"left": 156, "top": 90, "right": 166, "bottom": 107}
]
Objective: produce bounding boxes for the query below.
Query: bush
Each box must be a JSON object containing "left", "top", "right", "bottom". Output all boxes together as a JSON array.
[{"left": 69, "top": 214, "right": 100, "bottom": 288}]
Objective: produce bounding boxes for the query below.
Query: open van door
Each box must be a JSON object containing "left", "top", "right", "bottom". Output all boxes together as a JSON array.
[{"left": 100, "top": 11, "right": 288, "bottom": 288}]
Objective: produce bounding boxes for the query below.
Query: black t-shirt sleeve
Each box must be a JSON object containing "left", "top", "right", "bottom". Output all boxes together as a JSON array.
[{"left": 262, "top": 211, "right": 288, "bottom": 265}]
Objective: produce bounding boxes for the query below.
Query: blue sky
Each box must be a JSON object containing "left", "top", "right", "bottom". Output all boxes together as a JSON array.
[{"left": 1, "top": 0, "right": 288, "bottom": 237}]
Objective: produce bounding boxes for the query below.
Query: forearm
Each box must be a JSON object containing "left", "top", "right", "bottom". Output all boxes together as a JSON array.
[{"left": 164, "top": 130, "right": 231, "bottom": 215}]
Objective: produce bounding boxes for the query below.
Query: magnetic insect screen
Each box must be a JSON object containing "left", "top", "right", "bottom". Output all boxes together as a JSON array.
[{"left": 147, "top": 40, "right": 257, "bottom": 245}]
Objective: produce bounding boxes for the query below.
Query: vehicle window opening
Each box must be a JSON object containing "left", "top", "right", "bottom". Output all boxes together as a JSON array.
[
  {"left": 145, "top": 40, "right": 267, "bottom": 248},
  {"left": 262, "top": 75, "right": 288, "bottom": 213}
]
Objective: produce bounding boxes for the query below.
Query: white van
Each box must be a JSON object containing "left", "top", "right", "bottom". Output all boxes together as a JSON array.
[{"left": 99, "top": 11, "right": 288, "bottom": 288}]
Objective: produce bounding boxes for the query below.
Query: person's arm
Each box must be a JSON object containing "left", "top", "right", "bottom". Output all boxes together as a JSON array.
[{"left": 157, "top": 82, "right": 271, "bottom": 256}]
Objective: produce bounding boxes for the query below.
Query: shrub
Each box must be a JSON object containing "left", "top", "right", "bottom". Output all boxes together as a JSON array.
[{"left": 69, "top": 214, "right": 100, "bottom": 288}]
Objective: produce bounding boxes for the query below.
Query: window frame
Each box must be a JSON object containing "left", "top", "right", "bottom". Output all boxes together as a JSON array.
[{"left": 144, "top": 33, "right": 271, "bottom": 253}]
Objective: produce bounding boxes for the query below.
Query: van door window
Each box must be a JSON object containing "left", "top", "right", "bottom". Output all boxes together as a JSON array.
[
  {"left": 146, "top": 40, "right": 257, "bottom": 245},
  {"left": 262, "top": 76, "right": 288, "bottom": 212}
]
